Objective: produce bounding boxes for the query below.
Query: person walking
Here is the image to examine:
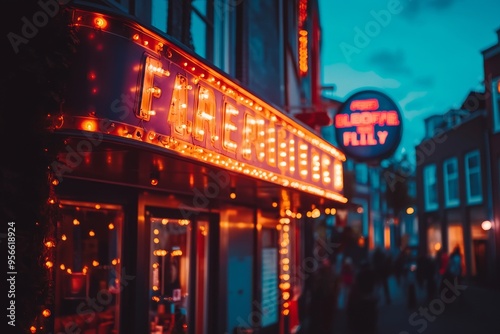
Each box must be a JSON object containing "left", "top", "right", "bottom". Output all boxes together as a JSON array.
[
  {"left": 346, "top": 261, "right": 378, "bottom": 334},
  {"left": 372, "top": 247, "right": 392, "bottom": 305},
  {"left": 308, "top": 258, "right": 339, "bottom": 334}
]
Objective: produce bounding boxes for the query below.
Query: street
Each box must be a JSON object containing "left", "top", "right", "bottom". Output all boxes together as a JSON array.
[{"left": 332, "top": 275, "right": 500, "bottom": 334}]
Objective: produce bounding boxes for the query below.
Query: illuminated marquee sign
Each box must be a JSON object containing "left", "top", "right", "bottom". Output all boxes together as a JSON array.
[
  {"left": 298, "top": 0, "right": 308, "bottom": 76},
  {"left": 58, "top": 9, "right": 347, "bottom": 203},
  {"left": 334, "top": 90, "right": 402, "bottom": 162}
]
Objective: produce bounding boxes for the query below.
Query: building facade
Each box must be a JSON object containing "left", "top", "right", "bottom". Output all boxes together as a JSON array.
[
  {"left": 4, "top": 1, "right": 347, "bottom": 333},
  {"left": 415, "top": 28, "right": 500, "bottom": 288},
  {"left": 482, "top": 27, "right": 500, "bottom": 287},
  {"left": 415, "top": 95, "right": 493, "bottom": 285}
]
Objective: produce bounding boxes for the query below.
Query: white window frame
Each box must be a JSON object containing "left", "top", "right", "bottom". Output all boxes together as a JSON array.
[
  {"left": 443, "top": 157, "right": 459, "bottom": 207},
  {"left": 493, "top": 77, "right": 500, "bottom": 133},
  {"left": 423, "top": 164, "right": 438, "bottom": 211},
  {"left": 465, "top": 150, "right": 483, "bottom": 204}
]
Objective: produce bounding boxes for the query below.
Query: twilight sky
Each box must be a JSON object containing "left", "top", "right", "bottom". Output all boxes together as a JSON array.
[{"left": 318, "top": 0, "right": 500, "bottom": 163}]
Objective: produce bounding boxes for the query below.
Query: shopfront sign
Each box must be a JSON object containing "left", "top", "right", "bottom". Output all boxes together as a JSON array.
[
  {"left": 58, "top": 8, "right": 347, "bottom": 203},
  {"left": 334, "top": 90, "right": 402, "bottom": 163}
]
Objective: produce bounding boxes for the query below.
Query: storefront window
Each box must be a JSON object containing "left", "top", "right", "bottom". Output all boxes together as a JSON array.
[
  {"left": 149, "top": 218, "right": 190, "bottom": 334},
  {"left": 54, "top": 201, "right": 123, "bottom": 334}
]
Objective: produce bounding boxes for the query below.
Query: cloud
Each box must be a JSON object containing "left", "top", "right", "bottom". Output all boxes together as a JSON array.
[
  {"left": 367, "top": 49, "right": 412, "bottom": 75},
  {"left": 429, "top": 0, "right": 456, "bottom": 10},
  {"left": 322, "top": 63, "right": 402, "bottom": 99},
  {"left": 400, "top": 0, "right": 457, "bottom": 18},
  {"left": 399, "top": 91, "right": 429, "bottom": 112},
  {"left": 414, "top": 75, "right": 435, "bottom": 88}
]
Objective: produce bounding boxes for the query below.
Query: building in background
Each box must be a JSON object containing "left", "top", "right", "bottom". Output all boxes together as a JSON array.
[
  {"left": 415, "top": 28, "right": 500, "bottom": 288},
  {"left": 415, "top": 92, "right": 493, "bottom": 285},
  {"left": 321, "top": 97, "right": 417, "bottom": 258},
  {"left": 482, "top": 27, "right": 500, "bottom": 287},
  {"left": 4, "top": 1, "right": 348, "bottom": 333}
]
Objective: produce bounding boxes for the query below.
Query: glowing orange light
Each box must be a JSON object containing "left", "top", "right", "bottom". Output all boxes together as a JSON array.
[
  {"left": 350, "top": 99, "right": 379, "bottom": 111},
  {"left": 434, "top": 242, "right": 442, "bottom": 251},
  {"left": 94, "top": 17, "right": 107, "bottom": 29},
  {"left": 81, "top": 120, "right": 97, "bottom": 132},
  {"left": 42, "top": 309, "right": 51, "bottom": 318},
  {"left": 30, "top": 326, "right": 36, "bottom": 333},
  {"left": 132, "top": 34, "right": 140, "bottom": 41},
  {"left": 108, "top": 223, "right": 115, "bottom": 230},
  {"left": 298, "top": 29, "right": 308, "bottom": 75},
  {"left": 45, "top": 261, "right": 53, "bottom": 269},
  {"left": 150, "top": 178, "right": 159, "bottom": 186}
]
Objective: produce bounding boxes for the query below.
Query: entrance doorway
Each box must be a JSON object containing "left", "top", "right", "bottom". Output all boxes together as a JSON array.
[
  {"left": 472, "top": 239, "right": 487, "bottom": 284},
  {"left": 145, "top": 206, "right": 217, "bottom": 334}
]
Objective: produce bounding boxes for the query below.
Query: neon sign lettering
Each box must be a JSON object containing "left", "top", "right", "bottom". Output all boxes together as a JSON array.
[{"left": 334, "top": 91, "right": 403, "bottom": 162}]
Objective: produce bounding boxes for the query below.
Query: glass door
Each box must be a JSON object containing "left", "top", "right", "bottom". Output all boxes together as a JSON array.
[
  {"left": 55, "top": 200, "right": 123, "bottom": 334},
  {"left": 146, "top": 210, "right": 211, "bottom": 334}
]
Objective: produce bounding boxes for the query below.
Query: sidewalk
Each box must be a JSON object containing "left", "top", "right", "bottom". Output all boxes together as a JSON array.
[
  {"left": 331, "top": 275, "right": 500, "bottom": 334},
  {"left": 332, "top": 274, "right": 426, "bottom": 333}
]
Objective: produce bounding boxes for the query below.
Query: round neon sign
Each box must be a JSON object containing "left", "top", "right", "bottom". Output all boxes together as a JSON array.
[{"left": 334, "top": 90, "right": 403, "bottom": 163}]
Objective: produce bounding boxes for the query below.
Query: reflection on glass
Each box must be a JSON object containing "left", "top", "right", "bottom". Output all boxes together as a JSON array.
[
  {"left": 149, "top": 218, "right": 190, "bottom": 334},
  {"left": 55, "top": 201, "right": 122, "bottom": 334}
]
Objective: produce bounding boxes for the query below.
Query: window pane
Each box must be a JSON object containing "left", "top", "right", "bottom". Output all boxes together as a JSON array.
[
  {"left": 192, "top": 0, "right": 208, "bottom": 16},
  {"left": 469, "top": 172, "right": 482, "bottom": 198},
  {"left": 467, "top": 154, "right": 479, "bottom": 169},
  {"left": 55, "top": 202, "right": 123, "bottom": 334},
  {"left": 191, "top": 12, "right": 207, "bottom": 58},
  {"left": 152, "top": 0, "right": 168, "bottom": 33},
  {"left": 149, "top": 218, "right": 190, "bottom": 332},
  {"left": 448, "top": 179, "right": 459, "bottom": 201},
  {"left": 446, "top": 161, "right": 456, "bottom": 174}
]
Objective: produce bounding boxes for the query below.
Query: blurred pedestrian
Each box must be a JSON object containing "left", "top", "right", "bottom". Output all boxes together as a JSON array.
[
  {"left": 372, "top": 247, "right": 391, "bottom": 305},
  {"left": 308, "top": 258, "right": 339, "bottom": 334},
  {"left": 440, "top": 245, "right": 463, "bottom": 292},
  {"left": 338, "top": 256, "right": 355, "bottom": 309},
  {"left": 347, "top": 261, "right": 378, "bottom": 334}
]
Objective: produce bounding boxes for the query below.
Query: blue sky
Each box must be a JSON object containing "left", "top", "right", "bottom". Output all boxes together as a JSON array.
[{"left": 318, "top": 0, "right": 500, "bottom": 163}]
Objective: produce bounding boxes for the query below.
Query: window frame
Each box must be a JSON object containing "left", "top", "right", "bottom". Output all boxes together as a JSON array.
[
  {"left": 423, "top": 164, "right": 438, "bottom": 211},
  {"left": 492, "top": 76, "right": 500, "bottom": 133},
  {"left": 465, "top": 150, "right": 483, "bottom": 204},
  {"left": 443, "top": 157, "right": 460, "bottom": 208}
]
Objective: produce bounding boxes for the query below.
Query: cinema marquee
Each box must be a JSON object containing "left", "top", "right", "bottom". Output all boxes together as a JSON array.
[
  {"left": 334, "top": 90, "right": 403, "bottom": 163},
  {"left": 54, "top": 9, "right": 347, "bottom": 203}
]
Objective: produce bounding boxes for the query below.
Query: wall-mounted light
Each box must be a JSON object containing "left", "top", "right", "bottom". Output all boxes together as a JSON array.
[
  {"left": 150, "top": 168, "right": 160, "bottom": 186},
  {"left": 229, "top": 187, "right": 236, "bottom": 199},
  {"left": 481, "top": 220, "right": 492, "bottom": 231}
]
